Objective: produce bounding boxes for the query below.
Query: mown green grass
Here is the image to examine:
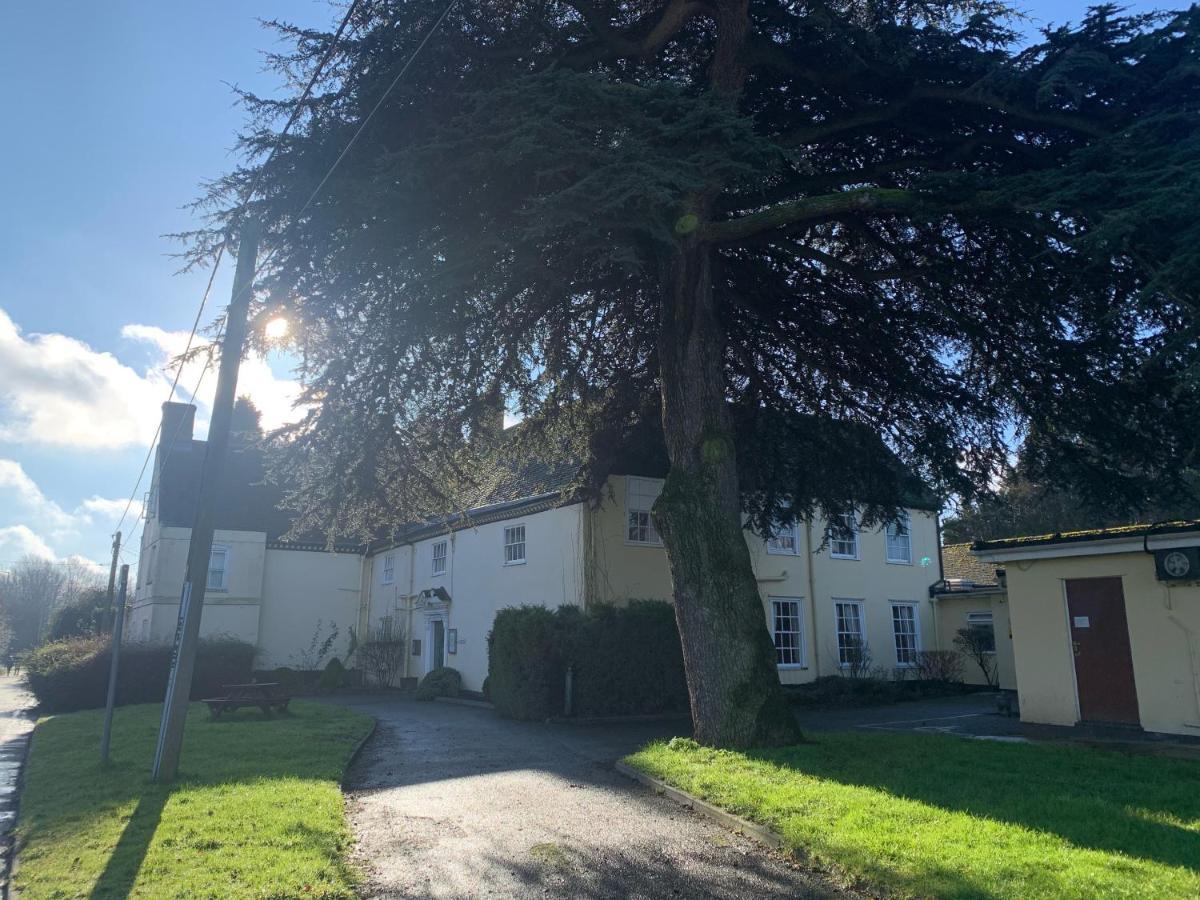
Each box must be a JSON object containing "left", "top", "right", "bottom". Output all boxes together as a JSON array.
[
  {"left": 627, "top": 733, "right": 1200, "bottom": 899},
  {"left": 15, "top": 700, "right": 373, "bottom": 899}
]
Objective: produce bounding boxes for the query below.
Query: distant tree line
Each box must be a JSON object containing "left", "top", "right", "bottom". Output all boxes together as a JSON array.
[
  {"left": 944, "top": 451, "right": 1199, "bottom": 544},
  {"left": 0, "top": 556, "right": 106, "bottom": 657}
]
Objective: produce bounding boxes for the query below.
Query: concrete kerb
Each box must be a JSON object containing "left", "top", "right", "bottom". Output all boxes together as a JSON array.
[
  {"left": 341, "top": 717, "right": 379, "bottom": 788},
  {"left": 613, "top": 760, "right": 786, "bottom": 853}
]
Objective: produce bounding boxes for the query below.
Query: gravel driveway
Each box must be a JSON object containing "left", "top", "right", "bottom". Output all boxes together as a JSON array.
[{"left": 332, "top": 696, "right": 848, "bottom": 899}]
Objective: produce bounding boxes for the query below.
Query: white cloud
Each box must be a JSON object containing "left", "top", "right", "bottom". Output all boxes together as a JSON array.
[
  {"left": 76, "top": 495, "right": 140, "bottom": 522},
  {"left": 0, "top": 525, "right": 56, "bottom": 562},
  {"left": 0, "top": 308, "right": 162, "bottom": 448},
  {"left": 121, "top": 323, "right": 306, "bottom": 433},
  {"left": 0, "top": 459, "right": 138, "bottom": 560},
  {"left": 0, "top": 307, "right": 305, "bottom": 450}
]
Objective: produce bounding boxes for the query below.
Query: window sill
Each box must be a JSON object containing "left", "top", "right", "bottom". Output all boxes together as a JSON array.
[
  {"left": 624, "top": 540, "right": 665, "bottom": 549},
  {"left": 830, "top": 554, "right": 860, "bottom": 561},
  {"left": 886, "top": 558, "right": 913, "bottom": 566},
  {"left": 777, "top": 664, "right": 807, "bottom": 670},
  {"left": 766, "top": 548, "right": 800, "bottom": 557},
  {"left": 431, "top": 571, "right": 445, "bottom": 578},
  {"left": 503, "top": 560, "right": 527, "bottom": 567},
  {"left": 381, "top": 579, "right": 395, "bottom": 586}
]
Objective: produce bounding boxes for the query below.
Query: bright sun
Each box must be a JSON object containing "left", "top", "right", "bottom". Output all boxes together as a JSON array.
[{"left": 264, "top": 316, "right": 290, "bottom": 339}]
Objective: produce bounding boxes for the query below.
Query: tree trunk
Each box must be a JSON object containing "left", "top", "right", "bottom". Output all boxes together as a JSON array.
[{"left": 654, "top": 237, "right": 802, "bottom": 748}]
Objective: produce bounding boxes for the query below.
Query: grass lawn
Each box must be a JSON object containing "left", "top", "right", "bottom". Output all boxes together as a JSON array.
[
  {"left": 627, "top": 733, "right": 1200, "bottom": 899},
  {"left": 15, "top": 700, "right": 373, "bottom": 899}
]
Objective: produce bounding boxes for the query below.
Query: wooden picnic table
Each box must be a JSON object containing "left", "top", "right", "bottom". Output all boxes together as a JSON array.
[{"left": 203, "top": 681, "right": 291, "bottom": 718}]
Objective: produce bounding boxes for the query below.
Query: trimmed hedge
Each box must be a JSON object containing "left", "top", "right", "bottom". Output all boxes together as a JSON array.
[
  {"left": 25, "top": 636, "right": 256, "bottom": 713},
  {"left": 488, "top": 601, "right": 689, "bottom": 721},
  {"left": 488, "top": 607, "right": 564, "bottom": 720}
]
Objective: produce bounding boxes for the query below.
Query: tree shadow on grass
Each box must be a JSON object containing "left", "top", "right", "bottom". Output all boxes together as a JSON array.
[{"left": 751, "top": 733, "right": 1200, "bottom": 873}]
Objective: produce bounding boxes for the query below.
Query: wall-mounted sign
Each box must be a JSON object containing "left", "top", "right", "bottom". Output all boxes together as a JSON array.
[
  {"left": 447, "top": 629, "right": 458, "bottom": 654},
  {"left": 1073, "top": 616, "right": 1090, "bottom": 629}
]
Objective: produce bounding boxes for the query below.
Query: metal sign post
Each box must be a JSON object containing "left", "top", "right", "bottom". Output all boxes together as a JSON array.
[{"left": 100, "top": 564, "right": 130, "bottom": 763}]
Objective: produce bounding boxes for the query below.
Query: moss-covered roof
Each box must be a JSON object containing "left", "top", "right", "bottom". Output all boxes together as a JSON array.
[
  {"left": 972, "top": 519, "right": 1200, "bottom": 552},
  {"left": 941, "top": 543, "right": 1002, "bottom": 585}
]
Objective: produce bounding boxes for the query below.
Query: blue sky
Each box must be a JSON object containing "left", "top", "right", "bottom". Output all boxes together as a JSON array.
[{"left": 0, "top": 1, "right": 1162, "bottom": 572}]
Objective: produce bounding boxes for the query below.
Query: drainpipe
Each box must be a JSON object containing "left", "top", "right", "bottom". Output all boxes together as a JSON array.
[
  {"left": 357, "top": 550, "right": 371, "bottom": 646},
  {"left": 804, "top": 518, "right": 821, "bottom": 675},
  {"left": 403, "top": 543, "right": 416, "bottom": 681}
]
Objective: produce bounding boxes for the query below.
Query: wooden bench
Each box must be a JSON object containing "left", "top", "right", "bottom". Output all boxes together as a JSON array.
[{"left": 203, "top": 682, "right": 291, "bottom": 719}]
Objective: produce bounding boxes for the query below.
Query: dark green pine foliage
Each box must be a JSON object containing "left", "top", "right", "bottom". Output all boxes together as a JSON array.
[{"left": 190, "top": 0, "right": 1200, "bottom": 746}]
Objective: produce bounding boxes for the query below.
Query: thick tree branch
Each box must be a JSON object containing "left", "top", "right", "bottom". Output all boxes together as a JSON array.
[
  {"left": 782, "top": 84, "right": 1110, "bottom": 146},
  {"left": 561, "top": 0, "right": 709, "bottom": 62},
  {"left": 702, "top": 187, "right": 924, "bottom": 243}
]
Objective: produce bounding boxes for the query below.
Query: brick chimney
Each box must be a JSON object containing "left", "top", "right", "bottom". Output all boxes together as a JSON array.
[{"left": 160, "top": 402, "right": 196, "bottom": 448}]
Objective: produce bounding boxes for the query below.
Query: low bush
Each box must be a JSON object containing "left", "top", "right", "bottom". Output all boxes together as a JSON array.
[
  {"left": 25, "top": 636, "right": 255, "bottom": 713},
  {"left": 914, "top": 649, "right": 966, "bottom": 683},
  {"left": 319, "top": 657, "right": 347, "bottom": 691},
  {"left": 785, "top": 674, "right": 980, "bottom": 710},
  {"left": 415, "top": 666, "right": 462, "bottom": 701},
  {"left": 488, "top": 601, "right": 688, "bottom": 721}
]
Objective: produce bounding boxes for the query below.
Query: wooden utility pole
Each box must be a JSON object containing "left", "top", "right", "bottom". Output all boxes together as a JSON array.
[
  {"left": 100, "top": 564, "right": 129, "bottom": 763},
  {"left": 104, "top": 530, "right": 121, "bottom": 630},
  {"left": 152, "top": 220, "right": 261, "bottom": 783}
]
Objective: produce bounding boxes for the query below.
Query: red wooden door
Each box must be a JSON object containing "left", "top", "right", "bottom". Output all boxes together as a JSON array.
[{"left": 1065, "top": 577, "right": 1140, "bottom": 726}]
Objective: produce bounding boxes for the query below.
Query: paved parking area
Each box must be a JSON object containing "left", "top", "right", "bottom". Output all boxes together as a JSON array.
[{"left": 330, "top": 695, "right": 852, "bottom": 900}]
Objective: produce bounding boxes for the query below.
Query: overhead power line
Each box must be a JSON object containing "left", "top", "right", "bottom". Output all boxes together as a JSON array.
[
  {"left": 109, "top": 0, "right": 458, "bottom": 562},
  {"left": 109, "top": 0, "right": 367, "bottom": 542}
]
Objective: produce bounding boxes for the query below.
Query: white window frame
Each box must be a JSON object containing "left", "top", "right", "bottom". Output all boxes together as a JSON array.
[
  {"left": 432, "top": 540, "right": 447, "bottom": 576},
  {"left": 207, "top": 544, "right": 230, "bottom": 592},
  {"left": 834, "top": 599, "right": 866, "bottom": 668},
  {"left": 886, "top": 510, "right": 913, "bottom": 565},
  {"left": 829, "top": 511, "right": 860, "bottom": 560},
  {"left": 966, "top": 611, "right": 997, "bottom": 653},
  {"left": 625, "top": 476, "right": 664, "bottom": 546},
  {"left": 766, "top": 519, "right": 800, "bottom": 556},
  {"left": 890, "top": 601, "right": 921, "bottom": 667},
  {"left": 381, "top": 553, "right": 396, "bottom": 585},
  {"left": 770, "top": 597, "right": 806, "bottom": 668},
  {"left": 503, "top": 524, "right": 527, "bottom": 566}
]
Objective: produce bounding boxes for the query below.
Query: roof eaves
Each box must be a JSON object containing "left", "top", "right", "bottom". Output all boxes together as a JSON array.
[{"left": 973, "top": 519, "right": 1200, "bottom": 552}]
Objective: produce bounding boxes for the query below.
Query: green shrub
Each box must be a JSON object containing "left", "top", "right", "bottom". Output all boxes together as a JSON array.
[
  {"left": 415, "top": 666, "right": 462, "bottom": 701},
  {"left": 488, "top": 607, "right": 566, "bottom": 720},
  {"left": 48, "top": 591, "right": 107, "bottom": 641},
  {"left": 784, "top": 675, "right": 980, "bottom": 710},
  {"left": 25, "top": 636, "right": 255, "bottom": 713},
  {"left": 271, "top": 666, "right": 298, "bottom": 690},
  {"left": 487, "top": 601, "right": 688, "bottom": 720},
  {"left": 318, "top": 657, "right": 346, "bottom": 691}
]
